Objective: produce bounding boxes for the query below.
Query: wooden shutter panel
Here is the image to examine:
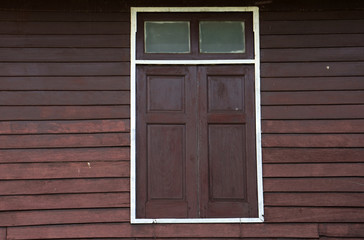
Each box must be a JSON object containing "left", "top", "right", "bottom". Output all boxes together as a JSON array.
[
  {"left": 198, "top": 65, "right": 258, "bottom": 218},
  {"left": 136, "top": 65, "right": 258, "bottom": 218},
  {"left": 136, "top": 66, "right": 198, "bottom": 218}
]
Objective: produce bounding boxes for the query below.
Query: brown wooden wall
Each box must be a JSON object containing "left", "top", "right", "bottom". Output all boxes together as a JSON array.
[{"left": 0, "top": 0, "right": 363, "bottom": 239}]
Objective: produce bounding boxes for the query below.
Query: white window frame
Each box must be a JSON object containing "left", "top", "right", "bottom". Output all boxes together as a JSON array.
[{"left": 130, "top": 7, "right": 263, "bottom": 224}]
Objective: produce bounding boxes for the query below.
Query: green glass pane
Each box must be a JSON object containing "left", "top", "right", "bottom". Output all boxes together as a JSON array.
[
  {"left": 145, "top": 21, "right": 190, "bottom": 53},
  {"left": 199, "top": 21, "right": 245, "bottom": 53}
]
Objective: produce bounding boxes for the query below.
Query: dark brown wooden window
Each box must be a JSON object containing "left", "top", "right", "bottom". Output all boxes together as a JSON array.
[{"left": 135, "top": 12, "right": 258, "bottom": 219}]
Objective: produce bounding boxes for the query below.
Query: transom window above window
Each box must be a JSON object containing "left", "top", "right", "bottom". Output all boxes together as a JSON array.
[
  {"left": 144, "top": 21, "right": 191, "bottom": 53},
  {"left": 136, "top": 12, "right": 254, "bottom": 60}
]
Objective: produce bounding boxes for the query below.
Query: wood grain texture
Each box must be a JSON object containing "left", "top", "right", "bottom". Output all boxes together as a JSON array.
[
  {"left": 0, "top": 228, "right": 5, "bottom": 240},
  {"left": 0, "top": 76, "right": 130, "bottom": 90},
  {"left": 261, "top": 10, "right": 364, "bottom": 20},
  {"left": 0, "top": 193, "right": 129, "bottom": 210},
  {"left": 261, "top": 91, "right": 364, "bottom": 105},
  {"left": 265, "top": 193, "right": 364, "bottom": 207},
  {"left": 263, "top": 148, "right": 364, "bottom": 163},
  {"left": 262, "top": 105, "right": 364, "bottom": 119},
  {"left": 0, "top": 35, "right": 129, "bottom": 47},
  {"left": 0, "top": 161, "right": 129, "bottom": 179},
  {"left": 264, "top": 163, "right": 364, "bottom": 177},
  {"left": 319, "top": 224, "right": 364, "bottom": 237},
  {"left": 0, "top": 133, "right": 129, "bottom": 149},
  {"left": 0, "top": 208, "right": 129, "bottom": 227},
  {"left": 264, "top": 177, "right": 364, "bottom": 192},
  {"left": 0, "top": 178, "right": 129, "bottom": 195},
  {"left": 262, "top": 120, "right": 364, "bottom": 133},
  {"left": 261, "top": 34, "right": 364, "bottom": 48},
  {"left": 0, "top": 3, "right": 364, "bottom": 240},
  {"left": 0, "top": 11, "right": 129, "bottom": 21},
  {"left": 261, "top": 47, "right": 364, "bottom": 62},
  {"left": 6, "top": 223, "right": 319, "bottom": 239},
  {"left": 0, "top": 147, "right": 129, "bottom": 163},
  {"left": 0, "top": 91, "right": 129, "bottom": 105},
  {"left": 0, "top": 106, "right": 130, "bottom": 120},
  {"left": 261, "top": 62, "right": 364, "bottom": 77},
  {"left": 0, "top": 62, "right": 129, "bottom": 76},
  {"left": 261, "top": 20, "right": 364, "bottom": 34},
  {"left": 262, "top": 134, "right": 364, "bottom": 147},
  {"left": 0, "top": 120, "right": 130, "bottom": 134},
  {"left": 0, "top": 48, "right": 129, "bottom": 62},
  {"left": 261, "top": 77, "right": 364, "bottom": 91},
  {"left": 0, "top": 22, "right": 129, "bottom": 34},
  {"left": 265, "top": 207, "right": 364, "bottom": 223}
]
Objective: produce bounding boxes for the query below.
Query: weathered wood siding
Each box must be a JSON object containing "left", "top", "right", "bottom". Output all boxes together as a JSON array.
[{"left": 0, "top": 0, "right": 363, "bottom": 239}]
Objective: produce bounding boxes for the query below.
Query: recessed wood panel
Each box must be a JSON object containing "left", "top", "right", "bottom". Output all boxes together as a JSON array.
[
  {"left": 208, "top": 124, "right": 246, "bottom": 200},
  {"left": 208, "top": 76, "right": 244, "bottom": 112},
  {"left": 147, "top": 125, "right": 185, "bottom": 200},
  {"left": 147, "top": 76, "right": 184, "bottom": 112}
]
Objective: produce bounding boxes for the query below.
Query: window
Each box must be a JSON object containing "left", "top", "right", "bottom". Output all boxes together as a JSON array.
[{"left": 131, "top": 7, "right": 263, "bottom": 224}]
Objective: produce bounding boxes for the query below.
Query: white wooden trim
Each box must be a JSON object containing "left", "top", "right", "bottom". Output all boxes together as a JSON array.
[
  {"left": 130, "top": 8, "right": 137, "bottom": 223},
  {"left": 130, "top": 6, "right": 263, "bottom": 224},
  {"left": 253, "top": 8, "right": 265, "bottom": 222},
  {"left": 135, "top": 59, "right": 255, "bottom": 65},
  {"left": 132, "top": 218, "right": 263, "bottom": 224}
]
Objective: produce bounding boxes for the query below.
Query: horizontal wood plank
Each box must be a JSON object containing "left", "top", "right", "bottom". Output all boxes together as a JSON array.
[
  {"left": 262, "top": 133, "right": 364, "bottom": 147},
  {"left": 0, "top": 161, "right": 129, "bottom": 179},
  {"left": 263, "top": 134, "right": 364, "bottom": 147},
  {"left": 0, "top": 120, "right": 130, "bottom": 134},
  {"left": 0, "top": 48, "right": 129, "bottom": 62},
  {"left": 0, "top": 76, "right": 130, "bottom": 90},
  {"left": 0, "top": 1, "right": 129, "bottom": 12},
  {"left": 261, "top": 77, "right": 364, "bottom": 91},
  {"left": 0, "top": 178, "right": 129, "bottom": 195},
  {"left": 319, "top": 224, "right": 364, "bottom": 237},
  {"left": 0, "top": 62, "right": 129, "bottom": 76},
  {"left": 261, "top": 11, "right": 364, "bottom": 20},
  {"left": 0, "top": 193, "right": 129, "bottom": 210},
  {"left": 265, "top": 207, "right": 364, "bottom": 223},
  {"left": 261, "top": 62, "right": 364, "bottom": 77},
  {"left": 4, "top": 90, "right": 129, "bottom": 106},
  {"left": 265, "top": 193, "right": 364, "bottom": 207},
  {"left": 262, "top": 120, "right": 364, "bottom": 133},
  {"left": 0, "top": 106, "right": 130, "bottom": 120},
  {"left": 262, "top": 105, "right": 364, "bottom": 119},
  {"left": 261, "top": 47, "right": 364, "bottom": 62},
  {"left": 261, "top": 91, "right": 364, "bottom": 105},
  {"left": 0, "top": 147, "right": 129, "bottom": 163},
  {"left": 6, "top": 223, "right": 319, "bottom": 239},
  {"left": 261, "top": 34, "right": 364, "bottom": 48},
  {"left": 0, "top": 133, "right": 129, "bottom": 149},
  {"left": 0, "top": 11, "right": 129, "bottom": 21},
  {"left": 264, "top": 163, "right": 364, "bottom": 177},
  {"left": 0, "top": 208, "right": 129, "bottom": 227},
  {"left": 261, "top": 20, "right": 364, "bottom": 34},
  {"left": 0, "top": 91, "right": 129, "bottom": 105},
  {"left": 0, "top": 22, "right": 129, "bottom": 34},
  {"left": 263, "top": 148, "right": 364, "bottom": 163},
  {"left": 264, "top": 177, "right": 364, "bottom": 192},
  {"left": 0, "top": 35, "right": 129, "bottom": 47}
]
